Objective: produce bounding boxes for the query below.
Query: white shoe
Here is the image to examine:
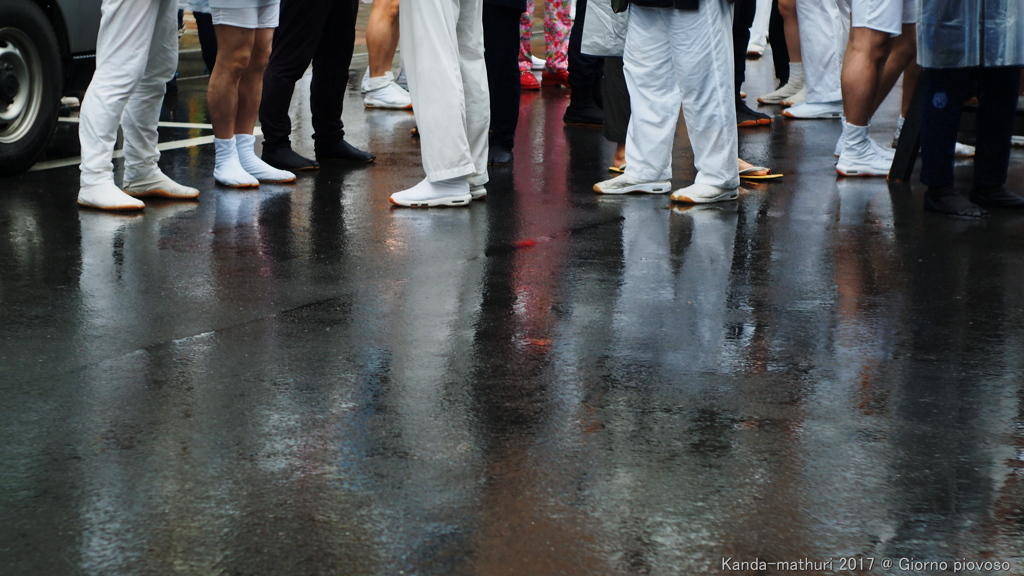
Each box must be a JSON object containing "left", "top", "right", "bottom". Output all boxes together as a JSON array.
[
  {"left": 389, "top": 177, "right": 472, "bottom": 207},
  {"left": 531, "top": 55, "right": 545, "bottom": 71},
  {"left": 890, "top": 119, "right": 975, "bottom": 157},
  {"left": 746, "top": 43, "right": 765, "bottom": 57},
  {"left": 758, "top": 79, "right": 805, "bottom": 104},
  {"left": 235, "top": 134, "right": 296, "bottom": 183},
  {"left": 78, "top": 182, "right": 146, "bottom": 211},
  {"left": 470, "top": 185, "right": 487, "bottom": 200},
  {"left": 214, "top": 137, "right": 259, "bottom": 188},
  {"left": 670, "top": 183, "right": 739, "bottom": 204},
  {"left": 593, "top": 174, "right": 672, "bottom": 194},
  {"left": 780, "top": 86, "right": 807, "bottom": 107},
  {"left": 783, "top": 100, "right": 842, "bottom": 119},
  {"left": 364, "top": 76, "right": 412, "bottom": 109},
  {"left": 834, "top": 134, "right": 895, "bottom": 160},
  {"left": 954, "top": 142, "right": 976, "bottom": 157},
  {"left": 123, "top": 171, "right": 200, "bottom": 199},
  {"left": 836, "top": 128, "right": 892, "bottom": 177}
]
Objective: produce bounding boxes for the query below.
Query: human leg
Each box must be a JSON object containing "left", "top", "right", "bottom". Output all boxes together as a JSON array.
[
  {"left": 120, "top": 0, "right": 201, "bottom": 200},
  {"left": 971, "top": 66, "right": 1023, "bottom": 198},
  {"left": 620, "top": 6, "right": 678, "bottom": 183},
  {"left": 483, "top": 4, "right": 522, "bottom": 164},
  {"left": 759, "top": 0, "right": 805, "bottom": 103},
  {"left": 367, "top": 0, "right": 401, "bottom": 78},
  {"left": 670, "top": 0, "right": 740, "bottom": 197},
  {"left": 363, "top": 0, "right": 412, "bottom": 108},
  {"left": 519, "top": 0, "right": 535, "bottom": 74},
  {"left": 784, "top": 0, "right": 846, "bottom": 117},
  {"left": 79, "top": 0, "right": 164, "bottom": 202},
  {"left": 602, "top": 57, "right": 630, "bottom": 168},
  {"left": 233, "top": 23, "right": 294, "bottom": 183},
  {"left": 393, "top": 0, "right": 476, "bottom": 206},
  {"left": 120, "top": 0, "right": 179, "bottom": 183},
  {"left": 258, "top": 0, "right": 326, "bottom": 166},
  {"left": 919, "top": 67, "right": 984, "bottom": 216},
  {"left": 564, "top": 0, "right": 605, "bottom": 125},
  {"left": 540, "top": 0, "right": 570, "bottom": 79},
  {"left": 311, "top": 0, "right": 373, "bottom": 161}
]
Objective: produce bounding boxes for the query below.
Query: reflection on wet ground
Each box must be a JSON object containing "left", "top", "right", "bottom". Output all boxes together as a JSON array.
[{"left": 2, "top": 58, "right": 1024, "bottom": 575}]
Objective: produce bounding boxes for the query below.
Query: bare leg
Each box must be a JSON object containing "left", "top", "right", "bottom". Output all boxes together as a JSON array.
[
  {"left": 235, "top": 28, "right": 274, "bottom": 135},
  {"left": 841, "top": 27, "right": 892, "bottom": 126},
  {"left": 872, "top": 23, "right": 916, "bottom": 117},
  {"left": 778, "top": 0, "right": 801, "bottom": 63},
  {"left": 613, "top": 142, "right": 626, "bottom": 168},
  {"left": 367, "top": 0, "right": 401, "bottom": 78},
  {"left": 209, "top": 25, "right": 255, "bottom": 139}
]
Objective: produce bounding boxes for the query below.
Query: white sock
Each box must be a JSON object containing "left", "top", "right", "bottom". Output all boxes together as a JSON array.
[
  {"left": 788, "top": 62, "right": 804, "bottom": 85},
  {"left": 235, "top": 134, "right": 295, "bottom": 183},
  {"left": 215, "top": 137, "right": 259, "bottom": 187}
]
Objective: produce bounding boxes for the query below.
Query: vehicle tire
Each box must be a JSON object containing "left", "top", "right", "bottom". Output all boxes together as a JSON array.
[{"left": 0, "top": 0, "right": 62, "bottom": 175}]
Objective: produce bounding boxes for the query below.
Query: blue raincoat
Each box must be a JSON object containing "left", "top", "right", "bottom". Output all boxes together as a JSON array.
[{"left": 917, "top": 0, "right": 1024, "bottom": 68}]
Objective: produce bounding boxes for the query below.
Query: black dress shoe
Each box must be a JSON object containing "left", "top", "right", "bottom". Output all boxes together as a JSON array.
[
  {"left": 924, "top": 187, "right": 989, "bottom": 218},
  {"left": 488, "top": 144, "right": 514, "bottom": 165},
  {"left": 263, "top": 146, "right": 319, "bottom": 171},
  {"left": 970, "top": 186, "right": 1024, "bottom": 208},
  {"left": 563, "top": 104, "right": 604, "bottom": 126},
  {"left": 316, "top": 139, "right": 376, "bottom": 163}
]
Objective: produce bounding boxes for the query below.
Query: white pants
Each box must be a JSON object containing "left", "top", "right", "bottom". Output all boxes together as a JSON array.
[
  {"left": 623, "top": 4, "right": 739, "bottom": 190},
  {"left": 796, "top": 0, "right": 850, "bottom": 104},
  {"left": 210, "top": 4, "right": 280, "bottom": 29},
  {"left": 850, "top": 0, "right": 914, "bottom": 35},
  {"left": 399, "top": 0, "right": 489, "bottom": 185},
  {"left": 79, "top": 0, "right": 178, "bottom": 188},
  {"left": 748, "top": 0, "right": 772, "bottom": 49}
]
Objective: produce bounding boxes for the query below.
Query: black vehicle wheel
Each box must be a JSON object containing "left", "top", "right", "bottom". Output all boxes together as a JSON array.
[{"left": 0, "top": 0, "right": 61, "bottom": 175}]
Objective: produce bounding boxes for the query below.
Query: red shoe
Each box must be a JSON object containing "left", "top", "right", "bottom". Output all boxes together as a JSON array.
[
  {"left": 520, "top": 71, "right": 540, "bottom": 91},
  {"left": 541, "top": 69, "right": 570, "bottom": 88}
]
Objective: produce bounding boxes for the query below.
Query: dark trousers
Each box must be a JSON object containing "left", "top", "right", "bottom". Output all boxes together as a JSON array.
[
  {"left": 259, "top": 0, "right": 359, "bottom": 151},
  {"left": 602, "top": 57, "right": 630, "bottom": 144},
  {"left": 767, "top": 0, "right": 789, "bottom": 85},
  {"left": 732, "top": 0, "right": 756, "bottom": 100},
  {"left": 484, "top": 5, "right": 523, "bottom": 150},
  {"left": 567, "top": 0, "right": 603, "bottom": 109},
  {"left": 194, "top": 12, "right": 217, "bottom": 73},
  {"left": 920, "top": 66, "right": 1021, "bottom": 190}
]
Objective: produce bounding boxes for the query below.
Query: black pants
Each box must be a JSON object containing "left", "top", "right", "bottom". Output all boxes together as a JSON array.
[
  {"left": 484, "top": 5, "right": 522, "bottom": 150},
  {"left": 259, "top": 0, "right": 359, "bottom": 151},
  {"left": 602, "top": 57, "right": 630, "bottom": 144},
  {"left": 920, "top": 66, "right": 1021, "bottom": 190},
  {"left": 567, "top": 0, "right": 603, "bottom": 109},
  {"left": 767, "top": 0, "right": 789, "bottom": 85},
  {"left": 732, "top": 0, "right": 756, "bottom": 100}
]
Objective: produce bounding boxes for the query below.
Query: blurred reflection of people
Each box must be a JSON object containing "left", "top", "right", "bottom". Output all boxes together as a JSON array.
[
  {"left": 78, "top": 0, "right": 201, "bottom": 212},
  {"left": 258, "top": 0, "right": 376, "bottom": 171},
  {"left": 389, "top": 0, "right": 489, "bottom": 207}
]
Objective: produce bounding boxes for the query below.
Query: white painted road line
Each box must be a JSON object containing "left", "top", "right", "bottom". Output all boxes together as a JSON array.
[{"left": 30, "top": 127, "right": 262, "bottom": 172}]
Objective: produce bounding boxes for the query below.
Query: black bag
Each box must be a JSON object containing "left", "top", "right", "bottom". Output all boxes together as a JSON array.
[{"left": 611, "top": 0, "right": 629, "bottom": 13}]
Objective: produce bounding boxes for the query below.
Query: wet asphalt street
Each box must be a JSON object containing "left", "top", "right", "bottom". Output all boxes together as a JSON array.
[{"left": 3, "top": 55, "right": 1024, "bottom": 576}]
